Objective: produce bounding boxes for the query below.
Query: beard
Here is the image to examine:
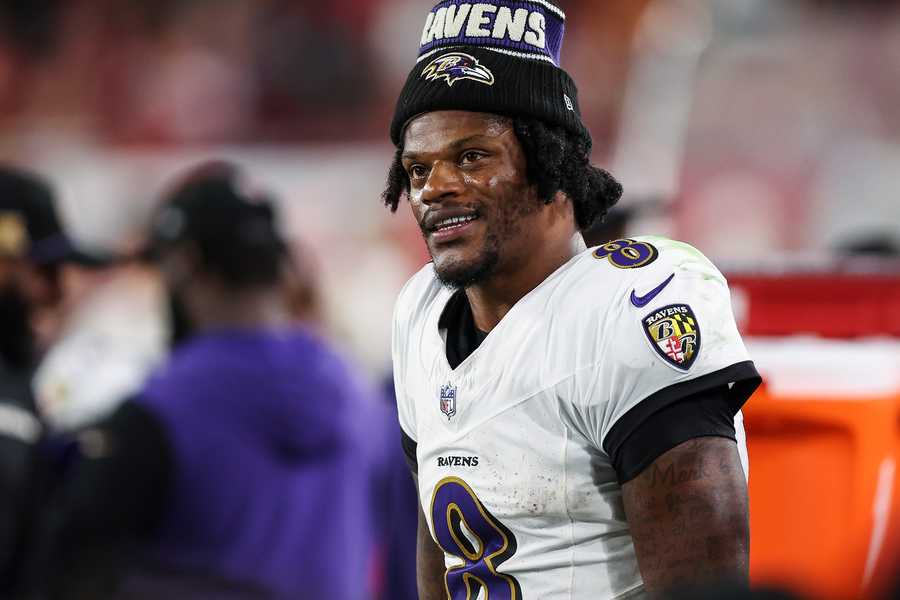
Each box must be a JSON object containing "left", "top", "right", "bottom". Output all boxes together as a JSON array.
[
  {"left": 431, "top": 231, "right": 501, "bottom": 290},
  {"left": 424, "top": 192, "right": 543, "bottom": 290},
  {"left": 0, "top": 282, "right": 35, "bottom": 369}
]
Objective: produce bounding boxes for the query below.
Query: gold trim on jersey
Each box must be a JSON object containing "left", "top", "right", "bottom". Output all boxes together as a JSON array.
[
  {"left": 447, "top": 502, "right": 483, "bottom": 561},
  {"left": 431, "top": 476, "right": 520, "bottom": 600}
]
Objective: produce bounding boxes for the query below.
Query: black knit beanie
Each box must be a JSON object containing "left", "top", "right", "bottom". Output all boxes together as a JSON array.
[{"left": 390, "top": 0, "right": 589, "bottom": 147}]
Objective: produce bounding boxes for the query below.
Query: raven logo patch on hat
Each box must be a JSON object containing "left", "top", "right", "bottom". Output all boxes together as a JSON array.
[
  {"left": 642, "top": 304, "right": 701, "bottom": 371},
  {"left": 421, "top": 52, "right": 495, "bottom": 87}
]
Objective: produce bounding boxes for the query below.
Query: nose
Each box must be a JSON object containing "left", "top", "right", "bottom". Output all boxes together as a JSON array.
[{"left": 420, "top": 160, "right": 463, "bottom": 206}]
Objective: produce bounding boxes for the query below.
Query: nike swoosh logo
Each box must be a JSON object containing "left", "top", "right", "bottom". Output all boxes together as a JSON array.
[{"left": 630, "top": 273, "right": 675, "bottom": 308}]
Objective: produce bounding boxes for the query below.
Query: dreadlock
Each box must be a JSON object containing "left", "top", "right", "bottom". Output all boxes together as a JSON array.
[{"left": 381, "top": 116, "right": 622, "bottom": 231}]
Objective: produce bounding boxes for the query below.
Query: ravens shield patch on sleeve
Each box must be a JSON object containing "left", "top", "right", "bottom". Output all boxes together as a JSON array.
[{"left": 642, "top": 304, "right": 701, "bottom": 371}]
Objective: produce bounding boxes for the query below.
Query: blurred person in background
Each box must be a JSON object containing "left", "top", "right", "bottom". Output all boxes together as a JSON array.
[
  {"left": 375, "top": 374, "right": 418, "bottom": 600},
  {"left": 281, "top": 240, "right": 324, "bottom": 327},
  {"left": 279, "top": 235, "right": 414, "bottom": 600},
  {"left": 31, "top": 249, "right": 167, "bottom": 434},
  {"left": 383, "top": 1, "right": 760, "bottom": 598},
  {"left": 33, "top": 163, "right": 381, "bottom": 599},
  {"left": 662, "top": 582, "right": 800, "bottom": 600},
  {"left": 0, "top": 166, "right": 109, "bottom": 597}
]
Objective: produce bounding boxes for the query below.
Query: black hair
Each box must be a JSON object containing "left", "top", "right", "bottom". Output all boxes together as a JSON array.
[{"left": 381, "top": 116, "right": 622, "bottom": 231}]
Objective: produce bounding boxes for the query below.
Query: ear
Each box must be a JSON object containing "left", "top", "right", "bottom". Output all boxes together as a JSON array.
[
  {"left": 160, "top": 242, "right": 202, "bottom": 287},
  {"left": 547, "top": 190, "right": 578, "bottom": 228},
  {"left": 544, "top": 190, "right": 569, "bottom": 206}
]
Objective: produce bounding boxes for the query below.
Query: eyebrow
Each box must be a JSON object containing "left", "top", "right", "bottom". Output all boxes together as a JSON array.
[{"left": 401, "top": 134, "right": 499, "bottom": 161}]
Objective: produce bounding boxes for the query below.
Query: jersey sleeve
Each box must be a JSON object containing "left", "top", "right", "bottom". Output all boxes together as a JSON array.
[
  {"left": 573, "top": 240, "right": 761, "bottom": 461},
  {"left": 391, "top": 276, "right": 418, "bottom": 443}
]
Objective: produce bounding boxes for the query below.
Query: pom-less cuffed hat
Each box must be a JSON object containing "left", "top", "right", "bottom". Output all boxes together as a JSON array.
[
  {"left": 0, "top": 166, "right": 110, "bottom": 266},
  {"left": 390, "top": 0, "right": 589, "bottom": 146},
  {"left": 143, "top": 163, "right": 286, "bottom": 264}
]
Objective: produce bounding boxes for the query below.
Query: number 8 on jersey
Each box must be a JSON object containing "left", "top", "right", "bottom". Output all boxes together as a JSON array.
[{"left": 431, "top": 477, "right": 522, "bottom": 600}]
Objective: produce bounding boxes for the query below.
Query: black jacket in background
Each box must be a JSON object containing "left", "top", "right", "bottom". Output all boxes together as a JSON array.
[{"left": 0, "top": 358, "right": 43, "bottom": 597}]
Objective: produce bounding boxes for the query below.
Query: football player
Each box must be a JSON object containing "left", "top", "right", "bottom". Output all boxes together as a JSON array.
[{"left": 383, "top": 1, "right": 761, "bottom": 598}]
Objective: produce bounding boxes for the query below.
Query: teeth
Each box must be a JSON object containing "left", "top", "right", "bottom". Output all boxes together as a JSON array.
[{"left": 435, "top": 215, "right": 477, "bottom": 230}]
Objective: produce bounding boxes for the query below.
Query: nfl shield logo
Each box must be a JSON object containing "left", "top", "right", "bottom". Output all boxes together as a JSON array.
[{"left": 439, "top": 383, "right": 457, "bottom": 420}]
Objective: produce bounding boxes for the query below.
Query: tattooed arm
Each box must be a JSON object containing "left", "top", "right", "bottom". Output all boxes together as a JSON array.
[{"left": 621, "top": 437, "right": 749, "bottom": 593}]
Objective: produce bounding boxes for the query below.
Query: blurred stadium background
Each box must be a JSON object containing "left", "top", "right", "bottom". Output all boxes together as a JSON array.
[{"left": 2, "top": 0, "right": 900, "bottom": 598}]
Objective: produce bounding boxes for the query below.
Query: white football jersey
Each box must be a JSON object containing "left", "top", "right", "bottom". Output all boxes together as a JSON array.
[{"left": 392, "top": 236, "right": 757, "bottom": 600}]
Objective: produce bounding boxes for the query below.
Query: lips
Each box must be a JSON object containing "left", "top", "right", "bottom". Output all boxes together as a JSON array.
[
  {"left": 432, "top": 214, "right": 478, "bottom": 231},
  {"left": 422, "top": 208, "right": 481, "bottom": 244},
  {"left": 422, "top": 208, "right": 480, "bottom": 233}
]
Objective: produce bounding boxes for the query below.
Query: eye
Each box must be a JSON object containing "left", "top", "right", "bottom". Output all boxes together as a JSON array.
[
  {"left": 408, "top": 164, "right": 428, "bottom": 180},
  {"left": 460, "top": 151, "right": 486, "bottom": 165}
]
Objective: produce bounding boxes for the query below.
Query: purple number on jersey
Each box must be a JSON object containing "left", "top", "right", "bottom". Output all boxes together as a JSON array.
[
  {"left": 592, "top": 238, "right": 659, "bottom": 269},
  {"left": 431, "top": 477, "right": 522, "bottom": 600}
]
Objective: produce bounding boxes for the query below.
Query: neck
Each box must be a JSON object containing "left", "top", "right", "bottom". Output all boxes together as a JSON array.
[
  {"left": 191, "top": 285, "right": 290, "bottom": 333},
  {"left": 466, "top": 232, "right": 585, "bottom": 332}
]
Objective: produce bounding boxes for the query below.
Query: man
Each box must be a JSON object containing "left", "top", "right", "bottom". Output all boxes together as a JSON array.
[
  {"left": 0, "top": 166, "right": 108, "bottom": 595},
  {"left": 37, "top": 164, "right": 379, "bottom": 599},
  {"left": 384, "top": 2, "right": 761, "bottom": 598}
]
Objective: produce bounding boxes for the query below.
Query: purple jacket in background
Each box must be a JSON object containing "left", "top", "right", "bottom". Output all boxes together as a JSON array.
[{"left": 133, "top": 328, "right": 379, "bottom": 599}]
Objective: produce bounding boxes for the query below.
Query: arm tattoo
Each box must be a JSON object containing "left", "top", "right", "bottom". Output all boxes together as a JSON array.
[{"left": 622, "top": 437, "right": 749, "bottom": 593}]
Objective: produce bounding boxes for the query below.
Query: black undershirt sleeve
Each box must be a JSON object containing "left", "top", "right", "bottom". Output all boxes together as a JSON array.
[
  {"left": 612, "top": 385, "right": 733, "bottom": 483},
  {"left": 605, "top": 362, "right": 762, "bottom": 484},
  {"left": 401, "top": 429, "right": 418, "bottom": 475}
]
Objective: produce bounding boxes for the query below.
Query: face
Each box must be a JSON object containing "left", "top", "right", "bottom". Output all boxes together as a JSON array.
[
  {"left": 401, "top": 111, "right": 543, "bottom": 289},
  {"left": 0, "top": 259, "right": 62, "bottom": 366}
]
